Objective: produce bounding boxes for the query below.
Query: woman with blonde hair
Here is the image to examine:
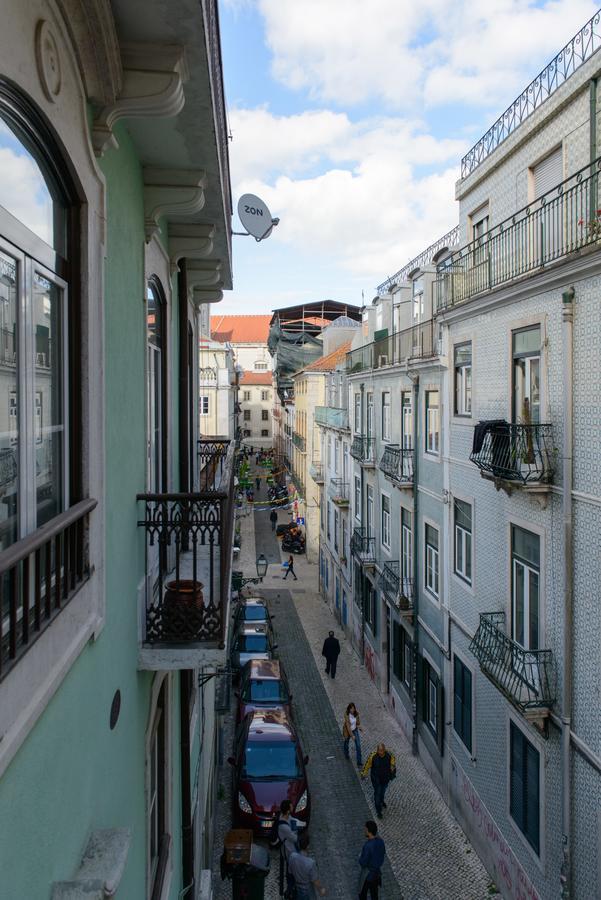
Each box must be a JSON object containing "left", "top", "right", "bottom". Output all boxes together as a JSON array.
[{"left": 342, "top": 702, "right": 363, "bottom": 767}]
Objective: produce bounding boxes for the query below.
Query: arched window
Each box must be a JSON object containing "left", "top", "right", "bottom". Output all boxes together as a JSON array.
[
  {"left": 0, "top": 80, "right": 80, "bottom": 550},
  {"left": 146, "top": 277, "right": 167, "bottom": 493}
]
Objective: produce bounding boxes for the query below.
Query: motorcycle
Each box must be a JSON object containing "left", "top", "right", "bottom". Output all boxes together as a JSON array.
[{"left": 282, "top": 536, "right": 306, "bottom": 554}]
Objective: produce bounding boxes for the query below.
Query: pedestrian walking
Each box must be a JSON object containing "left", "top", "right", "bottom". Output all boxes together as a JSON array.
[
  {"left": 270, "top": 508, "right": 278, "bottom": 531},
  {"left": 256, "top": 476, "right": 261, "bottom": 491},
  {"left": 277, "top": 799, "right": 299, "bottom": 898},
  {"left": 288, "top": 831, "right": 326, "bottom": 898},
  {"left": 342, "top": 702, "right": 363, "bottom": 766},
  {"left": 361, "top": 743, "right": 396, "bottom": 819},
  {"left": 357, "top": 820, "right": 385, "bottom": 900},
  {"left": 283, "top": 554, "right": 297, "bottom": 580},
  {"left": 321, "top": 630, "right": 341, "bottom": 679}
]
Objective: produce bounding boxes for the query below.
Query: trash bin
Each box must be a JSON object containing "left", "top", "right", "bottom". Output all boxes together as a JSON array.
[{"left": 221, "top": 829, "right": 270, "bottom": 900}]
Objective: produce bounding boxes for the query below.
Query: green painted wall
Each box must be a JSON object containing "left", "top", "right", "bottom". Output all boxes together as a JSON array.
[{"left": 0, "top": 124, "right": 184, "bottom": 898}]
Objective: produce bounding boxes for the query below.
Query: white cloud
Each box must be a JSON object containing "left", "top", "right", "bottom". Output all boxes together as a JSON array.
[{"left": 0, "top": 123, "right": 53, "bottom": 245}]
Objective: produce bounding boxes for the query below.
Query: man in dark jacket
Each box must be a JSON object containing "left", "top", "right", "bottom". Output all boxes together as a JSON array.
[
  {"left": 321, "top": 630, "right": 341, "bottom": 679},
  {"left": 357, "top": 820, "right": 386, "bottom": 899},
  {"left": 270, "top": 508, "right": 278, "bottom": 531},
  {"left": 361, "top": 744, "right": 396, "bottom": 819}
]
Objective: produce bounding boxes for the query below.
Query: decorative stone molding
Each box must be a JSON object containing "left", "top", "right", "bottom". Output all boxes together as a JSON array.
[
  {"left": 35, "top": 21, "right": 62, "bottom": 103},
  {"left": 143, "top": 168, "right": 207, "bottom": 242},
  {"left": 187, "top": 260, "right": 222, "bottom": 290},
  {"left": 191, "top": 288, "right": 224, "bottom": 308},
  {"left": 55, "top": 0, "right": 122, "bottom": 106},
  {"left": 92, "top": 43, "right": 188, "bottom": 156},
  {"left": 169, "top": 224, "right": 215, "bottom": 274}
]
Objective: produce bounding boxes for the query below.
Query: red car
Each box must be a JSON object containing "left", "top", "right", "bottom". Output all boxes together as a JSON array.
[
  {"left": 228, "top": 709, "right": 310, "bottom": 836},
  {"left": 235, "top": 659, "right": 293, "bottom": 726}
]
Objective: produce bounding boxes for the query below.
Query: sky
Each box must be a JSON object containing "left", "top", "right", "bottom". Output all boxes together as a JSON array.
[{"left": 218, "top": 0, "right": 598, "bottom": 314}]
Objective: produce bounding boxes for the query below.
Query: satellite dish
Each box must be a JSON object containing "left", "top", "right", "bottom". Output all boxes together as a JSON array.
[{"left": 237, "top": 193, "right": 279, "bottom": 241}]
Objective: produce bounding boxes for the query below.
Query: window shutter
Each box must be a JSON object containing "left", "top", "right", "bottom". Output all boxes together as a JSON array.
[
  {"left": 453, "top": 657, "right": 462, "bottom": 738},
  {"left": 464, "top": 666, "right": 472, "bottom": 753},
  {"left": 436, "top": 678, "right": 444, "bottom": 756},
  {"left": 510, "top": 724, "right": 525, "bottom": 830},
  {"left": 417, "top": 655, "right": 425, "bottom": 722},
  {"left": 525, "top": 742, "right": 540, "bottom": 854},
  {"left": 533, "top": 147, "right": 562, "bottom": 199}
]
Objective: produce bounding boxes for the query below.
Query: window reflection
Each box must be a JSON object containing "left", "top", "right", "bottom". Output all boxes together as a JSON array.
[
  {"left": 0, "top": 251, "right": 18, "bottom": 549},
  {"left": 34, "top": 273, "right": 63, "bottom": 527}
]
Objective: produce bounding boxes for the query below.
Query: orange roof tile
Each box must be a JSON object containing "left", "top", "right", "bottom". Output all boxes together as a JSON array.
[
  {"left": 211, "top": 314, "right": 271, "bottom": 343},
  {"left": 302, "top": 340, "right": 352, "bottom": 373},
  {"left": 239, "top": 372, "right": 273, "bottom": 385}
]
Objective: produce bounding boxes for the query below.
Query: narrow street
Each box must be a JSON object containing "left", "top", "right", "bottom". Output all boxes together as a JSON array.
[{"left": 212, "top": 478, "right": 492, "bottom": 899}]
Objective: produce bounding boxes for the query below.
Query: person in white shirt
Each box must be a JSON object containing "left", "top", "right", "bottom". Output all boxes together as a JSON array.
[{"left": 342, "top": 702, "right": 363, "bottom": 766}]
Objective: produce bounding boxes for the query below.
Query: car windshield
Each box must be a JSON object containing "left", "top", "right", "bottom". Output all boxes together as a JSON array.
[
  {"left": 243, "top": 741, "right": 301, "bottom": 779},
  {"left": 240, "top": 635, "right": 268, "bottom": 652},
  {"left": 244, "top": 607, "right": 267, "bottom": 621},
  {"left": 247, "top": 680, "right": 287, "bottom": 702}
]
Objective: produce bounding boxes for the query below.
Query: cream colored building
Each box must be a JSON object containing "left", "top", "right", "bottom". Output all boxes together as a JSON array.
[{"left": 239, "top": 372, "right": 273, "bottom": 449}]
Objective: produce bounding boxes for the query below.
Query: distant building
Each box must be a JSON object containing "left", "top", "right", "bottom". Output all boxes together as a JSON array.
[
  {"left": 238, "top": 371, "right": 274, "bottom": 448},
  {"left": 198, "top": 332, "right": 238, "bottom": 440},
  {"left": 211, "top": 314, "right": 272, "bottom": 372}
]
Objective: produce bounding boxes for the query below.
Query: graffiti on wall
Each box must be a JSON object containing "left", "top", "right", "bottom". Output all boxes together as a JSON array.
[
  {"left": 454, "top": 763, "right": 541, "bottom": 900},
  {"left": 364, "top": 641, "right": 377, "bottom": 684}
]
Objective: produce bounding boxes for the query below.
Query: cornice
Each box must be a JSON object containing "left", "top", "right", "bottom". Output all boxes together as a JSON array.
[
  {"left": 191, "top": 288, "right": 224, "bottom": 308},
  {"left": 143, "top": 168, "right": 207, "bottom": 242},
  {"left": 169, "top": 224, "right": 215, "bottom": 274},
  {"left": 55, "top": 0, "right": 122, "bottom": 106}
]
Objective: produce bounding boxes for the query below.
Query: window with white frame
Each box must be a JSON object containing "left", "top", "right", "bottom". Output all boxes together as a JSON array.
[
  {"left": 354, "top": 476, "right": 361, "bottom": 520},
  {"left": 199, "top": 396, "right": 209, "bottom": 415},
  {"left": 364, "top": 583, "right": 377, "bottom": 634},
  {"left": 412, "top": 276, "right": 424, "bottom": 324},
  {"left": 425, "top": 390, "right": 440, "bottom": 454},
  {"left": 334, "top": 438, "right": 340, "bottom": 474},
  {"left": 454, "top": 343, "right": 472, "bottom": 416},
  {"left": 342, "top": 518, "right": 347, "bottom": 561},
  {"left": 401, "top": 392, "right": 412, "bottom": 450},
  {"left": 425, "top": 523, "right": 439, "bottom": 598},
  {"left": 422, "top": 659, "right": 441, "bottom": 745},
  {"left": 381, "top": 391, "right": 391, "bottom": 441},
  {"left": 512, "top": 326, "right": 541, "bottom": 424},
  {"left": 401, "top": 508, "right": 412, "bottom": 594},
  {"left": 381, "top": 494, "right": 391, "bottom": 548},
  {"left": 327, "top": 501, "right": 331, "bottom": 540},
  {"left": 243, "top": 390, "right": 251, "bottom": 401},
  {"left": 453, "top": 655, "right": 472, "bottom": 752},
  {"left": 454, "top": 499, "right": 472, "bottom": 584},
  {"left": 334, "top": 510, "right": 339, "bottom": 551},
  {"left": 354, "top": 393, "right": 361, "bottom": 433},
  {"left": 327, "top": 435, "right": 332, "bottom": 468},
  {"left": 511, "top": 525, "right": 540, "bottom": 650}
]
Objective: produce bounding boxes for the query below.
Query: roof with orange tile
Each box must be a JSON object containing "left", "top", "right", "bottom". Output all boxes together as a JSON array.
[
  {"left": 211, "top": 314, "right": 271, "bottom": 343},
  {"left": 301, "top": 340, "right": 352, "bottom": 374},
  {"left": 239, "top": 372, "right": 273, "bottom": 385}
]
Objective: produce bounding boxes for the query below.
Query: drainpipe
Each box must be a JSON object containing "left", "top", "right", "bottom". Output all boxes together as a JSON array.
[
  {"left": 410, "top": 373, "right": 420, "bottom": 756},
  {"left": 180, "top": 672, "right": 194, "bottom": 895},
  {"left": 560, "top": 286, "right": 574, "bottom": 900},
  {"left": 178, "top": 261, "right": 190, "bottom": 493},
  {"left": 590, "top": 78, "right": 598, "bottom": 223}
]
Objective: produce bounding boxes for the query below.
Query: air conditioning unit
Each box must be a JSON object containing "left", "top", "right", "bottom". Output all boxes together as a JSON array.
[{"left": 378, "top": 354, "right": 389, "bottom": 367}]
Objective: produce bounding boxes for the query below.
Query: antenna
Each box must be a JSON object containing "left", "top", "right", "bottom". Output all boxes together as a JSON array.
[{"left": 233, "top": 194, "right": 280, "bottom": 242}]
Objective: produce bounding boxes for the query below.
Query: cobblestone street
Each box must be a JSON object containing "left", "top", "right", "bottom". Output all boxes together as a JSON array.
[{"left": 212, "top": 490, "right": 493, "bottom": 899}]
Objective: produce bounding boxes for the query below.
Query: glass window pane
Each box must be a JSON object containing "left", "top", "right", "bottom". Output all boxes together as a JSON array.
[
  {"left": 34, "top": 272, "right": 64, "bottom": 527},
  {"left": 512, "top": 525, "right": 540, "bottom": 567},
  {"left": 513, "top": 326, "right": 540, "bottom": 357},
  {"left": 454, "top": 499, "right": 471, "bottom": 531},
  {"left": 0, "top": 251, "right": 18, "bottom": 548},
  {"left": 454, "top": 343, "right": 472, "bottom": 366},
  {"left": 514, "top": 562, "right": 525, "bottom": 646}
]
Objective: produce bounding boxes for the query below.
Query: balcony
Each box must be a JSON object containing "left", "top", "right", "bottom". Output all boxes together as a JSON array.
[
  {"left": 309, "top": 462, "right": 324, "bottom": 484},
  {"left": 350, "top": 436, "right": 376, "bottom": 465},
  {"left": 197, "top": 438, "right": 230, "bottom": 491},
  {"left": 379, "top": 445, "right": 414, "bottom": 488},
  {"left": 315, "top": 406, "right": 350, "bottom": 431},
  {"left": 0, "top": 498, "right": 96, "bottom": 682},
  {"left": 434, "top": 157, "right": 601, "bottom": 313},
  {"left": 137, "top": 443, "right": 235, "bottom": 670},
  {"left": 350, "top": 528, "right": 376, "bottom": 567},
  {"left": 346, "top": 319, "right": 439, "bottom": 374},
  {"left": 380, "top": 561, "right": 414, "bottom": 615},
  {"left": 470, "top": 612, "right": 556, "bottom": 719},
  {"left": 470, "top": 423, "right": 556, "bottom": 495},
  {"left": 329, "top": 478, "right": 349, "bottom": 506},
  {"left": 292, "top": 431, "right": 306, "bottom": 452}
]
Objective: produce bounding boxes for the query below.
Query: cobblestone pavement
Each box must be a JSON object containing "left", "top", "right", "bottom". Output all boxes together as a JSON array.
[{"left": 213, "top": 467, "right": 494, "bottom": 899}]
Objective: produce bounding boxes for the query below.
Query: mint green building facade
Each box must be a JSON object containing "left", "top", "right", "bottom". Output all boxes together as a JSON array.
[{"left": 0, "top": 2, "right": 234, "bottom": 897}]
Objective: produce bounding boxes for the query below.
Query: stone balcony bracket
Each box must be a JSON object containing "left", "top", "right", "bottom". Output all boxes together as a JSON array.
[
  {"left": 169, "top": 224, "right": 215, "bottom": 273},
  {"left": 143, "top": 168, "right": 207, "bottom": 242},
  {"left": 191, "top": 288, "right": 224, "bottom": 308},
  {"left": 92, "top": 43, "right": 189, "bottom": 156}
]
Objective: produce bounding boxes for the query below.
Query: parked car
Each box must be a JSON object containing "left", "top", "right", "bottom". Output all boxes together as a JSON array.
[
  {"left": 230, "top": 623, "right": 278, "bottom": 673},
  {"left": 235, "top": 659, "right": 292, "bottom": 725},
  {"left": 229, "top": 709, "right": 310, "bottom": 835},
  {"left": 232, "top": 598, "right": 275, "bottom": 639}
]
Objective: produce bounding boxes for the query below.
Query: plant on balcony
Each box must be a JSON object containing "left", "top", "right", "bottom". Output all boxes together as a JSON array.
[{"left": 578, "top": 209, "right": 601, "bottom": 241}]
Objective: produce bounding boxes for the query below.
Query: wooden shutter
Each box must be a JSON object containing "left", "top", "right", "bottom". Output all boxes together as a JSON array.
[
  {"left": 533, "top": 146, "right": 562, "bottom": 199},
  {"left": 510, "top": 722, "right": 525, "bottom": 831},
  {"left": 436, "top": 678, "right": 444, "bottom": 756},
  {"left": 525, "top": 741, "right": 541, "bottom": 853}
]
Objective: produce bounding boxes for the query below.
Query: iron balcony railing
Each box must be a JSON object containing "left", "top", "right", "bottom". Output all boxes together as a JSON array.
[
  {"left": 377, "top": 225, "right": 460, "bottom": 293},
  {"left": 346, "top": 319, "right": 439, "bottom": 374},
  {"left": 461, "top": 11, "right": 601, "bottom": 178},
  {"left": 470, "top": 423, "right": 556, "bottom": 485},
  {"left": 380, "top": 561, "right": 414, "bottom": 612},
  {"left": 197, "top": 438, "right": 230, "bottom": 491},
  {"left": 435, "top": 157, "right": 601, "bottom": 313},
  {"left": 470, "top": 612, "right": 556, "bottom": 713},
  {"left": 0, "top": 498, "right": 97, "bottom": 681},
  {"left": 314, "top": 406, "right": 350, "bottom": 430},
  {"left": 137, "top": 443, "right": 235, "bottom": 649},
  {"left": 350, "top": 436, "right": 376, "bottom": 463},
  {"left": 329, "top": 478, "right": 349, "bottom": 505},
  {"left": 309, "top": 462, "right": 324, "bottom": 483},
  {"left": 292, "top": 431, "right": 306, "bottom": 452},
  {"left": 379, "top": 445, "right": 414, "bottom": 486},
  {"left": 350, "top": 528, "right": 376, "bottom": 566}
]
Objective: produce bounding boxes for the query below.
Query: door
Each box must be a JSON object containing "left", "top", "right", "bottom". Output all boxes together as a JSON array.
[
  {"left": 401, "top": 510, "right": 412, "bottom": 599},
  {"left": 401, "top": 392, "right": 413, "bottom": 479},
  {"left": 385, "top": 605, "right": 391, "bottom": 694},
  {"left": 366, "top": 486, "right": 374, "bottom": 539},
  {"left": 342, "top": 590, "right": 348, "bottom": 626},
  {"left": 146, "top": 281, "right": 166, "bottom": 591}
]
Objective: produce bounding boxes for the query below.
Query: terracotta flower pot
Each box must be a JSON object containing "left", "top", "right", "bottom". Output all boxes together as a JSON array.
[{"left": 164, "top": 579, "right": 204, "bottom": 610}]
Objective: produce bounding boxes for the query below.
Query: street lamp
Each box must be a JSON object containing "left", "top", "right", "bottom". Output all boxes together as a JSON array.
[
  {"left": 232, "top": 554, "right": 269, "bottom": 592},
  {"left": 256, "top": 553, "right": 268, "bottom": 579}
]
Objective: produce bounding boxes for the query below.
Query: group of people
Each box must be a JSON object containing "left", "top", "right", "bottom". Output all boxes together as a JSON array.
[{"left": 276, "top": 799, "right": 387, "bottom": 900}]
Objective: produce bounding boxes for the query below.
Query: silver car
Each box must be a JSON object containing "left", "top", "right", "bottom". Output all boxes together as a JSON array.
[{"left": 230, "top": 622, "right": 278, "bottom": 673}]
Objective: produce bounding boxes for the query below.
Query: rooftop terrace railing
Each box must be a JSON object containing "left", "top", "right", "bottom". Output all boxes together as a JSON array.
[
  {"left": 314, "top": 406, "right": 350, "bottom": 430},
  {"left": 461, "top": 11, "right": 601, "bottom": 177},
  {"left": 435, "top": 157, "right": 601, "bottom": 312}
]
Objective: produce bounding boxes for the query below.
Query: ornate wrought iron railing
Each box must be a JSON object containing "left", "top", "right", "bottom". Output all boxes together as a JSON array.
[
  {"left": 137, "top": 444, "right": 235, "bottom": 648},
  {"left": 470, "top": 612, "right": 556, "bottom": 713},
  {"left": 309, "top": 462, "right": 324, "bottom": 483},
  {"left": 377, "top": 226, "right": 460, "bottom": 293},
  {"left": 380, "top": 560, "right": 414, "bottom": 611},
  {"left": 461, "top": 11, "right": 601, "bottom": 177},
  {"left": 329, "top": 478, "right": 349, "bottom": 505},
  {"left": 0, "top": 498, "right": 97, "bottom": 681},
  {"left": 350, "top": 436, "right": 376, "bottom": 463},
  {"left": 379, "top": 445, "right": 414, "bottom": 485},
  {"left": 435, "top": 158, "right": 601, "bottom": 312},
  {"left": 346, "top": 319, "right": 439, "bottom": 374},
  {"left": 197, "top": 438, "right": 230, "bottom": 491},
  {"left": 470, "top": 423, "right": 556, "bottom": 485},
  {"left": 350, "top": 528, "right": 376, "bottom": 565},
  {"left": 314, "top": 406, "right": 350, "bottom": 430},
  {"left": 292, "top": 431, "right": 306, "bottom": 452}
]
